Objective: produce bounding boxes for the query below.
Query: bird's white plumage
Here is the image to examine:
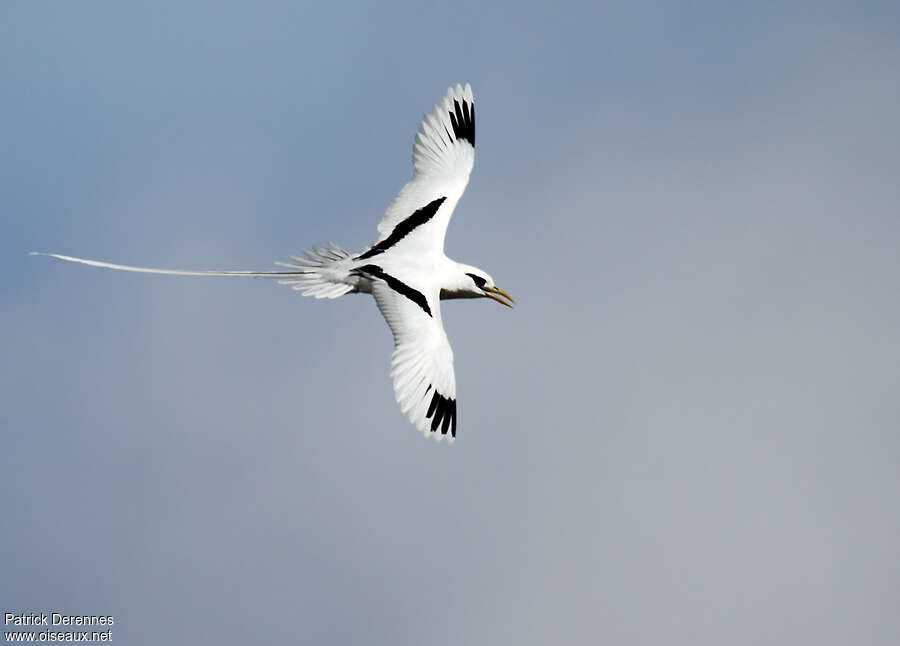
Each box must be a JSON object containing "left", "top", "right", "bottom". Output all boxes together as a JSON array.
[
  {"left": 274, "top": 244, "right": 354, "bottom": 298},
  {"left": 357, "top": 83, "right": 476, "bottom": 437},
  {"left": 371, "top": 280, "right": 457, "bottom": 438},
  {"left": 374, "top": 83, "right": 475, "bottom": 255},
  {"left": 32, "top": 83, "right": 509, "bottom": 441}
]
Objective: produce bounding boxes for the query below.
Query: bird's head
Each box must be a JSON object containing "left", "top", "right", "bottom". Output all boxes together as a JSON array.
[
  {"left": 467, "top": 270, "right": 514, "bottom": 307},
  {"left": 441, "top": 265, "right": 514, "bottom": 307}
]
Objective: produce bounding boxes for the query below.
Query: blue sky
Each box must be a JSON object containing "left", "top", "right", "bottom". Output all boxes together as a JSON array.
[{"left": 3, "top": 2, "right": 900, "bottom": 644}]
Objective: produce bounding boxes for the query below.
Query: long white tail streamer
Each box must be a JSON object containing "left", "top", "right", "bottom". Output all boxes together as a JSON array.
[{"left": 30, "top": 252, "right": 304, "bottom": 278}]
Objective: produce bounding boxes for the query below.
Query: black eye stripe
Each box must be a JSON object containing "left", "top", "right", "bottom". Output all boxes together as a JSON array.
[{"left": 466, "top": 273, "right": 486, "bottom": 289}]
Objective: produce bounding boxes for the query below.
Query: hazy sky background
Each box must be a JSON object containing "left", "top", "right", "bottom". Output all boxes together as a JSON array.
[{"left": 3, "top": 1, "right": 899, "bottom": 644}]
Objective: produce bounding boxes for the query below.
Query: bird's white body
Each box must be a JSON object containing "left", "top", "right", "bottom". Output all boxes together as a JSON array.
[{"left": 34, "top": 83, "right": 513, "bottom": 441}]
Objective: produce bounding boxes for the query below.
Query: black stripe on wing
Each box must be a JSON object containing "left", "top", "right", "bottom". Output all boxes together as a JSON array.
[
  {"left": 356, "top": 196, "right": 447, "bottom": 260},
  {"left": 426, "top": 389, "right": 457, "bottom": 437},
  {"left": 448, "top": 98, "right": 475, "bottom": 147},
  {"left": 354, "top": 264, "right": 432, "bottom": 317}
]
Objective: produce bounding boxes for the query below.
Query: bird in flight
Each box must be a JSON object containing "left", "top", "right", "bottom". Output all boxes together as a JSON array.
[{"left": 33, "top": 83, "right": 513, "bottom": 441}]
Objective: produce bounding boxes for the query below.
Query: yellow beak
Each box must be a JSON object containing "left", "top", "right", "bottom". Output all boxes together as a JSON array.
[{"left": 482, "top": 285, "right": 515, "bottom": 308}]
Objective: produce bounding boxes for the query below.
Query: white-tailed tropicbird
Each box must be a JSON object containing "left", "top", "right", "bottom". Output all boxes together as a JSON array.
[{"left": 33, "top": 83, "right": 513, "bottom": 441}]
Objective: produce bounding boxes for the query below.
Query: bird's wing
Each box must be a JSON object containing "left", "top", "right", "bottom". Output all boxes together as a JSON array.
[
  {"left": 365, "top": 268, "right": 458, "bottom": 439},
  {"left": 360, "top": 84, "right": 475, "bottom": 260}
]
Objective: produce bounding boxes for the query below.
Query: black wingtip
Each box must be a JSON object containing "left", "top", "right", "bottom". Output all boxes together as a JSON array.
[
  {"left": 449, "top": 98, "right": 475, "bottom": 147},
  {"left": 425, "top": 388, "right": 457, "bottom": 437}
]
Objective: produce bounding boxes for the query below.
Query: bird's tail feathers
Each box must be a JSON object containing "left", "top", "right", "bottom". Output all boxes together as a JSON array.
[
  {"left": 274, "top": 244, "right": 354, "bottom": 299},
  {"left": 31, "top": 247, "right": 355, "bottom": 299},
  {"left": 29, "top": 252, "right": 310, "bottom": 278}
]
